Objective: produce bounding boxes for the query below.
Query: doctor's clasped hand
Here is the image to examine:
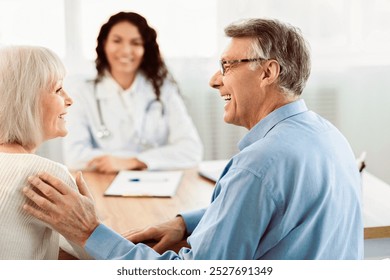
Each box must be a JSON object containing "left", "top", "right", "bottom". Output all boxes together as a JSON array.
[{"left": 87, "top": 155, "right": 147, "bottom": 173}]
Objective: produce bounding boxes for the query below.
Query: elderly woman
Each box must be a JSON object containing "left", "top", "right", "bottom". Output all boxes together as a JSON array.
[{"left": 0, "top": 46, "right": 88, "bottom": 259}]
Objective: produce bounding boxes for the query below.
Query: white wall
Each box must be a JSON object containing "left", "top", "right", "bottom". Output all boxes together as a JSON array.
[{"left": 338, "top": 65, "right": 390, "bottom": 183}]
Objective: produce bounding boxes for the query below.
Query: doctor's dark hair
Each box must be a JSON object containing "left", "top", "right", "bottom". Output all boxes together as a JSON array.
[
  {"left": 225, "top": 18, "right": 311, "bottom": 97},
  {"left": 95, "top": 11, "right": 171, "bottom": 100}
]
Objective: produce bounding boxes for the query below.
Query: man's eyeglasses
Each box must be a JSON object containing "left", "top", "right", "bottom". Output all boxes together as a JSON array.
[{"left": 219, "top": 57, "right": 265, "bottom": 76}]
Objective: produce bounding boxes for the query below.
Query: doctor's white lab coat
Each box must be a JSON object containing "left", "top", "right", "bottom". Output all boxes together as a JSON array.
[{"left": 63, "top": 73, "right": 203, "bottom": 170}]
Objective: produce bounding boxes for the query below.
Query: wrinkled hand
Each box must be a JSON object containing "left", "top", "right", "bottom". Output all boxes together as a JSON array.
[
  {"left": 23, "top": 171, "right": 100, "bottom": 247},
  {"left": 87, "top": 155, "right": 147, "bottom": 173},
  {"left": 122, "top": 216, "right": 187, "bottom": 254}
]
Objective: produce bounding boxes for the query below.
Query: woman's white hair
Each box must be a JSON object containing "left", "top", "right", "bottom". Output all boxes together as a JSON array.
[{"left": 0, "top": 45, "right": 66, "bottom": 149}]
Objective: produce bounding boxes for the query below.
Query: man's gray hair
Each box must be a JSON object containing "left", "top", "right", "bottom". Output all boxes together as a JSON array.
[
  {"left": 225, "top": 18, "right": 311, "bottom": 97},
  {"left": 0, "top": 46, "right": 66, "bottom": 148}
]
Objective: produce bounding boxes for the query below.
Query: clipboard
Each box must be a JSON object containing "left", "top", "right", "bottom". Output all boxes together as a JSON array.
[{"left": 104, "top": 170, "right": 183, "bottom": 197}]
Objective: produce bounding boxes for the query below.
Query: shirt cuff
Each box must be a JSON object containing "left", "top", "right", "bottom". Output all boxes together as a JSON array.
[
  {"left": 180, "top": 208, "right": 206, "bottom": 234},
  {"left": 85, "top": 223, "right": 134, "bottom": 260}
]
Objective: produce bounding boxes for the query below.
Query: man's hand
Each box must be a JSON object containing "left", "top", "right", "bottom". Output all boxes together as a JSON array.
[
  {"left": 122, "top": 216, "right": 187, "bottom": 254},
  {"left": 87, "top": 155, "right": 147, "bottom": 173},
  {"left": 23, "top": 171, "right": 100, "bottom": 247}
]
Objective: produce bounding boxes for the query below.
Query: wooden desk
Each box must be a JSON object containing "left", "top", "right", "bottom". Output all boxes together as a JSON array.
[{"left": 83, "top": 169, "right": 214, "bottom": 234}]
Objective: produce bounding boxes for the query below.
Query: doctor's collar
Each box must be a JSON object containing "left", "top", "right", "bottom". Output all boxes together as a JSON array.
[{"left": 97, "top": 72, "right": 141, "bottom": 98}]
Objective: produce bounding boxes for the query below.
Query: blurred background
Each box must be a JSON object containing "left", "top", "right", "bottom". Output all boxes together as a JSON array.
[{"left": 1, "top": 0, "right": 389, "bottom": 182}]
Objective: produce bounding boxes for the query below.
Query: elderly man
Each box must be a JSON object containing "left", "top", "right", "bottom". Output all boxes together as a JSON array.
[{"left": 24, "top": 18, "right": 363, "bottom": 259}]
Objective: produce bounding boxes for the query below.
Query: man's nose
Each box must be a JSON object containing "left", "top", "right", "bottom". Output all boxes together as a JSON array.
[{"left": 209, "top": 70, "right": 223, "bottom": 89}]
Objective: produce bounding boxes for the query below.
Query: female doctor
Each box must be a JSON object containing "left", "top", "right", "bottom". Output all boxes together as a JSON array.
[{"left": 63, "top": 12, "right": 203, "bottom": 173}]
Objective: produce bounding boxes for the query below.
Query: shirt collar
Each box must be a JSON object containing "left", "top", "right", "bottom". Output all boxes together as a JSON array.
[{"left": 238, "top": 99, "right": 308, "bottom": 151}]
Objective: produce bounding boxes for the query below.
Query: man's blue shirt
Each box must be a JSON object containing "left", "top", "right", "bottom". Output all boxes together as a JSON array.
[{"left": 85, "top": 99, "right": 363, "bottom": 259}]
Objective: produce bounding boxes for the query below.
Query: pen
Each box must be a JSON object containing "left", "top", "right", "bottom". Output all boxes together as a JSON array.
[{"left": 128, "top": 178, "right": 168, "bottom": 182}]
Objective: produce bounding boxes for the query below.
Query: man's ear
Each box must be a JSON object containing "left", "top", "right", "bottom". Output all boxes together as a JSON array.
[{"left": 260, "top": 60, "right": 280, "bottom": 86}]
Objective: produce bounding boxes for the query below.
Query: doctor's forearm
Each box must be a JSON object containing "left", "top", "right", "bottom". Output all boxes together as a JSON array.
[{"left": 137, "top": 143, "right": 202, "bottom": 170}]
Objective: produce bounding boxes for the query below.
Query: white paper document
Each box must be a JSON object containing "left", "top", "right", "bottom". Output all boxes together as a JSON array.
[{"left": 104, "top": 170, "right": 183, "bottom": 197}]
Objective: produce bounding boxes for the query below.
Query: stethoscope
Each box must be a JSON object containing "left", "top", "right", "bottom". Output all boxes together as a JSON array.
[
  {"left": 94, "top": 81, "right": 111, "bottom": 139},
  {"left": 93, "top": 81, "right": 165, "bottom": 141}
]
